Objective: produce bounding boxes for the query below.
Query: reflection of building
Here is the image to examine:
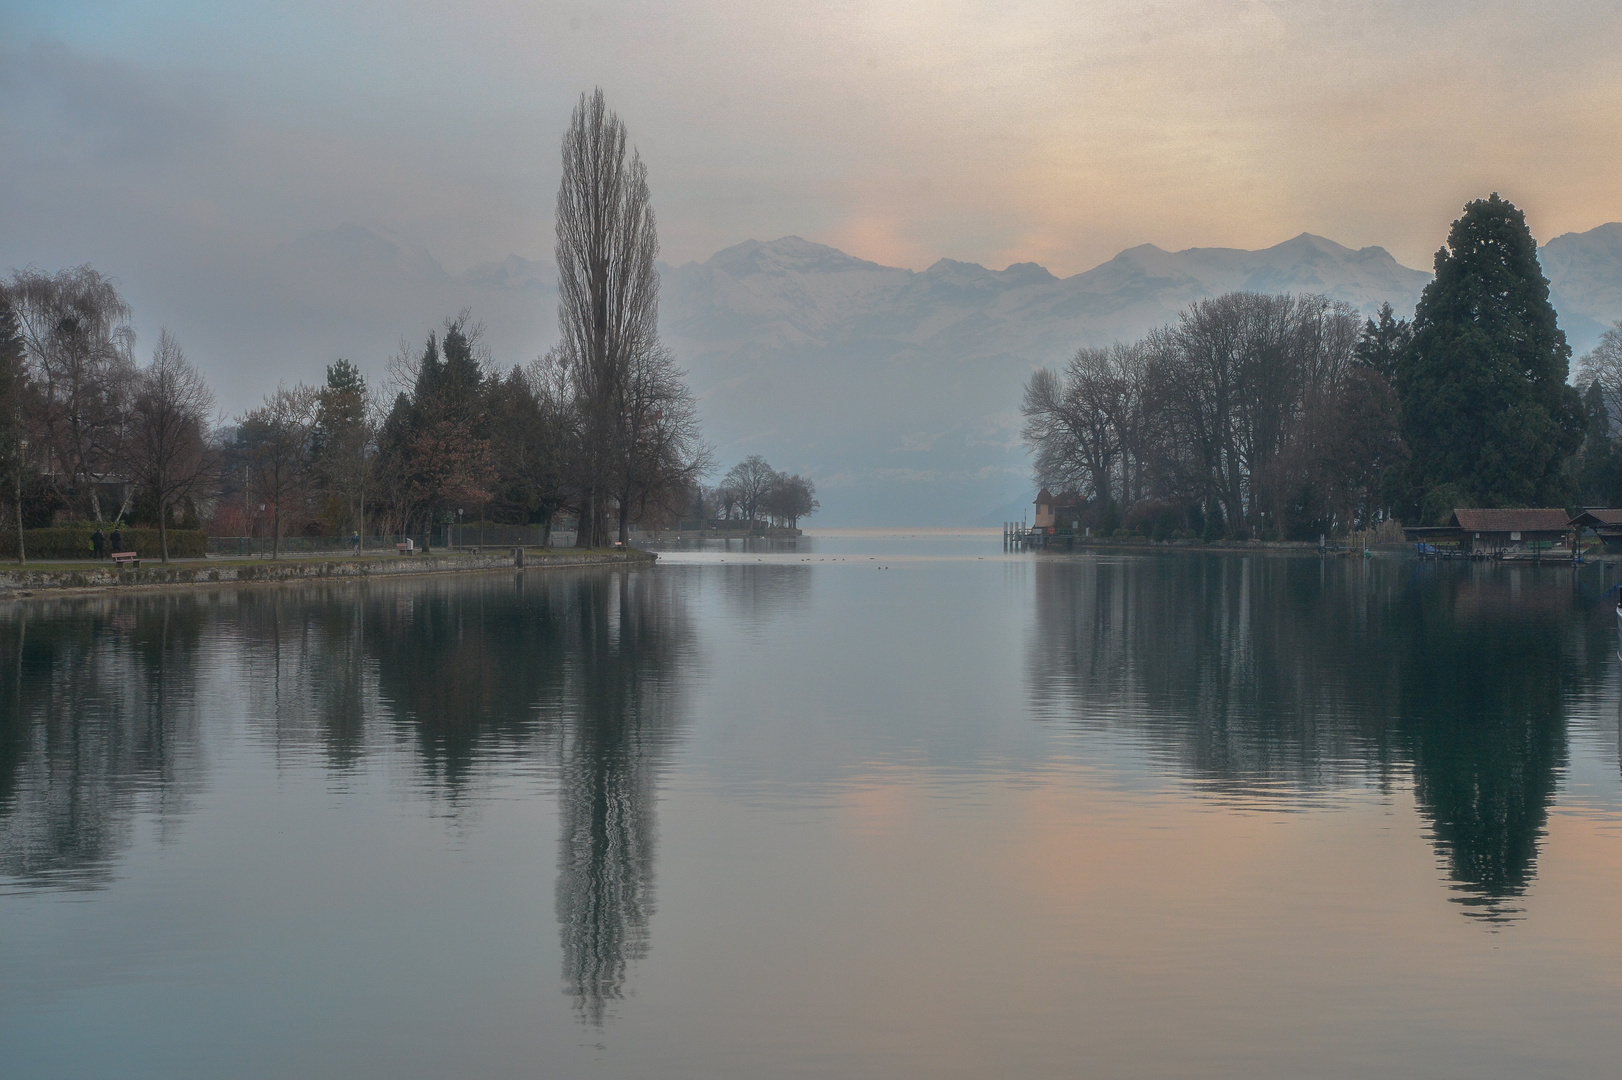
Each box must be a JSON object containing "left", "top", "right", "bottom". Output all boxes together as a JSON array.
[{"left": 1405, "top": 508, "right": 1571, "bottom": 556}]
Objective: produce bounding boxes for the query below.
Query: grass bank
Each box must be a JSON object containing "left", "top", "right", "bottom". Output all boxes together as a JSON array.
[{"left": 0, "top": 548, "right": 656, "bottom": 598}]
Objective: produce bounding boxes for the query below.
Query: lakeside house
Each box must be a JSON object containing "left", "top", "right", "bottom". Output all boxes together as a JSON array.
[
  {"left": 1404, "top": 508, "right": 1572, "bottom": 555},
  {"left": 1568, "top": 509, "right": 1622, "bottom": 552},
  {"left": 1033, "top": 489, "right": 1085, "bottom": 535}
]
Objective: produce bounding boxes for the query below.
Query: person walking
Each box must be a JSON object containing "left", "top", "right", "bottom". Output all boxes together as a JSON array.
[
  {"left": 91, "top": 526, "right": 106, "bottom": 560},
  {"left": 110, "top": 525, "right": 123, "bottom": 555},
  {"left": 351, "top": 530, "right": 360, "bottom": 556}
]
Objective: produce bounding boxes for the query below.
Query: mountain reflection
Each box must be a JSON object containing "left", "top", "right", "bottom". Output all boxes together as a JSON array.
[
  {"left": 1029, "top": 555, "right": 1597, "bottom": 920},
  {"left": 0, "top": 597, "right": 207, "bottom": 889}
]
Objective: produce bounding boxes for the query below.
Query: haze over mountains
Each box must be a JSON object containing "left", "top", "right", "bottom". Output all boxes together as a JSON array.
[{"left": 139, "top": 222, "right": 1622, "bottom": 525}]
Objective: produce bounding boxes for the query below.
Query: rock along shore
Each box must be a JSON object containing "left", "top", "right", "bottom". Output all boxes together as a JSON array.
[{"left": 0, "top": 548, "right": 656, "bottom": 598}]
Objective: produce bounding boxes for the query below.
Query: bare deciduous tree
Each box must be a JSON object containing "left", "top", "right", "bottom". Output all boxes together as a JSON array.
[
  {"left": 242, "top": 384, "right": 318, "bottom": 559},
  {"left": 1575, "top": 321, "right": 1622, "bottom": 436},
  {"left": 554, "top": 88, "right": 661, "bottom": 547},
  {"left": 722, "top": 455, "right": 777, "bottom": 524},
  {"left": 0, "top": 292, "right": 27, "bottom": 562},
  {"left": 128, "top": 330, "right": 216, "bottom": 562},
  {"left": 763, "top": 472, "right": 818, "bottom": 529},
  {"left": 6, "top": 266, "right": 138, "bottom": 522},
  {"left": 610, "top": 344, "right": 711, "bottom": 541},
  {"left": 1024, "top": 292, "right": 1376, "bottom": 540}
]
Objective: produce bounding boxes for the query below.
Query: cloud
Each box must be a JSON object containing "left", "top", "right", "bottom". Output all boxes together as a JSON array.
[{"left": 3, "top": 1, "right": 1620, "bottom": 475}]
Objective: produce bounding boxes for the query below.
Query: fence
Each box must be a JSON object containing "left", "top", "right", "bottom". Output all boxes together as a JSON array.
[
  {"left": 208, "top": 535, "right": 426, "bottom": 557},
  {"left": 208, "top": 528, "right": 577, "bottom": 557},
  {"left": 445, "top": 523, "right": 561, "bottom": 548}
]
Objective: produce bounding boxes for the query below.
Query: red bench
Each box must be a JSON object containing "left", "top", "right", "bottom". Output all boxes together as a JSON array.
[{"left": 111, "top": 551, "right": 140, "bottom": 568}]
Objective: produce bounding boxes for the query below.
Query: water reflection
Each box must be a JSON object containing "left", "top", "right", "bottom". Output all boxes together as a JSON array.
[
  {"left": 1392, "top": 574, "right": 1571, "bottom": 918},
  {"left": 554, "top": 571, "right": 689, "bottom": 1025},
  {"left": 0, "top": 569, "right": 693, "bottom": 1022},
  {"left": 1029, "top": 555, "right": 1600, "bottom": 919},
  {"left": 0, "top": 597, "right": 207, "bottom": 889}
]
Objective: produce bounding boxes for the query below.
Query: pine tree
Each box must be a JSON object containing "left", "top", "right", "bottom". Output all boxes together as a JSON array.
[
  {"left": 1353, "top": 302, "right": 1412, "bottom": 381},
  {"left": 1394, "top": 193, "right": 1584, "bottom": 512}
]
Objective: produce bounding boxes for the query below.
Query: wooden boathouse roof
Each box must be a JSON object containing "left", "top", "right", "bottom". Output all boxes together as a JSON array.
[
  {"left": 1569, "top": 508, "right": 1622, "bottom": 529},
  {"left": 1450, "top": 508, "right": 1570, "bottom": 533}
]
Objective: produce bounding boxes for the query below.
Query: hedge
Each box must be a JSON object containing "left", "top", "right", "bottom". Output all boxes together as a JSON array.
[{"left": 0, "top": 527, "right": 208, "bottom": 560}]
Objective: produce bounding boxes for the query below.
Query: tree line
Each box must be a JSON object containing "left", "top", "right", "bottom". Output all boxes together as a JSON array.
[
  {"left": 686, "top": 454, "right": 819, "bottom": 530},
  {"left": 0, "top": 89, "right": 727, "bottom": 562},
  {"left": 1023, "top": 194, "right": 1602, "bottom": 539}
]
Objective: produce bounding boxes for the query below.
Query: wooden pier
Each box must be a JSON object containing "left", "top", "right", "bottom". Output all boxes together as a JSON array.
[{"left": 1004, "top": 522, "right": 1037, "bottom": 550}]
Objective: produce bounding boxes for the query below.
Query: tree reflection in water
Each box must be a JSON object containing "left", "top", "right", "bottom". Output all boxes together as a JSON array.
[
  {"left": 552, "top": 570, "right": 689, "bottom": 1025},
  {"left": 0, "top": 596, "right": 207, "bottom": 889},
  {"left": 1029, "top": 555, "right": 1598, "bottom": 921},
  {"left": 0, "top": 567, "right": 693, "bottom": 1024},
  {"left": 344, "top": 570, "right": 692, "bottom": 1023}
]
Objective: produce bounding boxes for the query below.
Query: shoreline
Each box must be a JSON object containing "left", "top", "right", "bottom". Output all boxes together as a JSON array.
[{"left": 0, "top": 548, "right": 657, "bottom": 599}]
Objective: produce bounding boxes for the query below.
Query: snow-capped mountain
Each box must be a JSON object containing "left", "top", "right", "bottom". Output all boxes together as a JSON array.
[
  {"left": 182, "top": 224, "right": 1622, "bottom": 525},
  {"left": 659, "top": 233, "right": 1432, "bottom": 525},
  {"left": 1541, "top": 223, "right": 1622, "bottom": 354}
]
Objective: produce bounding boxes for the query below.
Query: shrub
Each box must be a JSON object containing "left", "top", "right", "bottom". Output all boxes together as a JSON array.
[{"left": 0, "top": 526, "right": 208, "bottom": 560}]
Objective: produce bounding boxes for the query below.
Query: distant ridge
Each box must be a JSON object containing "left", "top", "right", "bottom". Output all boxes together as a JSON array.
[
  {"left": 202, "top": 223, "right": 1622, "bottom": 526},
  {"left": 1540, "top": 222, "right": 1622, "bottom": 353},
  {"left": 657, "top": 231, "right": 1434, "bottom": 525}
]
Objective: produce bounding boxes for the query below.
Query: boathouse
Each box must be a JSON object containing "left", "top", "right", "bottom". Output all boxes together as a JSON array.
[
  {"left": 1405, "top": 508, "right": 1571, "bottom": 555},
  {"left": 1568, "top": 509, "right": 1622, "bottom": 552},
  {"left": 1033, "top": 489, "right": 1084, "bottom": 535}
]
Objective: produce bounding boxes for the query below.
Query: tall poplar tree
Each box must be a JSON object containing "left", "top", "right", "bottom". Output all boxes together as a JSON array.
[
  {"left": 1394, "top": 194, "right": 1583, "bottom": 515},
  {"left": 553, "top": 88, "right": 660, "bottom": 547}
]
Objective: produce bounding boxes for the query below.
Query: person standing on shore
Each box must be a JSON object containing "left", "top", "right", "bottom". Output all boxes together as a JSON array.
[
  {"left": 110, "top": 525, "right": 123, "bottom": 555},
  {"left": 351, "top": 531, "right": 360, "bottom": 556},
  {"left": 92, "top": 527, "right": 106, "bottom": 559}
]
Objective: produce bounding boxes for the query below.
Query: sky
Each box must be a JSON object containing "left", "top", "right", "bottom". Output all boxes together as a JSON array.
[{"left": 3, "top": 0, "right": 1621, "bottom": 408}]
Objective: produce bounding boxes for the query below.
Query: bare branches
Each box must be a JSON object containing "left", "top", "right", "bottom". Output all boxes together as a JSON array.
[
  {"left": 241, "top": 384, "right": 319, "bottom": 558},
  {"left": 555, "top": 88, "right": 669, "bottom": 546},
  {"left": 127, "top": 329, "right": 217, "bottom": 561},
  {"left": 1023, "top": 291, "right": 1385, "bottom": 539},
  {"left": 1575, "top": 321, "right": 1622, "bottom": 434},
  {"left": 6, "top": 266, "right": 138, "bottom": 521}
]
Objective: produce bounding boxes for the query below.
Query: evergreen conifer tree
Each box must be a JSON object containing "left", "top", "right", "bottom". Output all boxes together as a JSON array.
[
  {"left": 1353, "top": 302, "right": 1411, "bottom": 380},
  {"left": 1394, "top": 194, "right": 1583, "bottom": 512}
]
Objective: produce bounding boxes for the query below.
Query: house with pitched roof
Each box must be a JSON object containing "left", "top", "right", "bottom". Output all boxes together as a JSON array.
[
  {"left": 1405, "top": 508, "right": 1571, "bottom": 555},
  {"left": 1033, "top": 489, "right": 1085, "bottom": 535},
  {"left": 1567, "top": 509, "right": 1622, "bottom": 552}
]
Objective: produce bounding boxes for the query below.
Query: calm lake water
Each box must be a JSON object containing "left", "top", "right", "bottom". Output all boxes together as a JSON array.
[{"left": 4, "top": 531, "right": 1622, "bottom": 1078}]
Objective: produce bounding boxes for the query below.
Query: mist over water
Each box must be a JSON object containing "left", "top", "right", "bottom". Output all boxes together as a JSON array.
[{"left": 3, "top": 535, "right": 1622, "bottom": 1077}]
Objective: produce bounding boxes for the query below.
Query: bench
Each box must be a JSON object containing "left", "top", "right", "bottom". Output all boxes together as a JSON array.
[
  {"left": 396, "top": 541, "right": 415, "bottom": 555},
  {"left": 111, "top": 551, "right": 139, "bottom": 568}
]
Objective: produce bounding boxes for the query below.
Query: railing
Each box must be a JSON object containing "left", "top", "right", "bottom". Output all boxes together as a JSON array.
[
  {"left": 445, "top": 524, "right": 560, "bottom": 548},
  {"left": 207, "top": 536, "right": 429, "bottom": 557}
]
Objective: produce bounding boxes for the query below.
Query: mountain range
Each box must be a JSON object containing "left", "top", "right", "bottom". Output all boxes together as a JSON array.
[{"left": 172, "top": 222, "right": 1622, "bottom": 525}]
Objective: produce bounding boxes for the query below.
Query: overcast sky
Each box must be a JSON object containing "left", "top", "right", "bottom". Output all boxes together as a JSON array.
[{"left": 4, "top": 0, "right": 1620, "bottom": 400}]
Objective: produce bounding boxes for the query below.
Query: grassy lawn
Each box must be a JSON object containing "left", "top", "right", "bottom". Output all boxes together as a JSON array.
[{"left": 1, "top": 547, "right": 647, "bottom": 575}]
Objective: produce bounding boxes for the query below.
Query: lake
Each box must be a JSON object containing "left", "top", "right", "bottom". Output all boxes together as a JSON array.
[{"left": 3, "top": 531, "right": 1622, "bottom": 1079}]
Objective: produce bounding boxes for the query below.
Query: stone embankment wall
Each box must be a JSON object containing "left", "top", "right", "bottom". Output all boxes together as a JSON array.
[{"left": 0, "top": 549, "right": 656, "bottom": 596}]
